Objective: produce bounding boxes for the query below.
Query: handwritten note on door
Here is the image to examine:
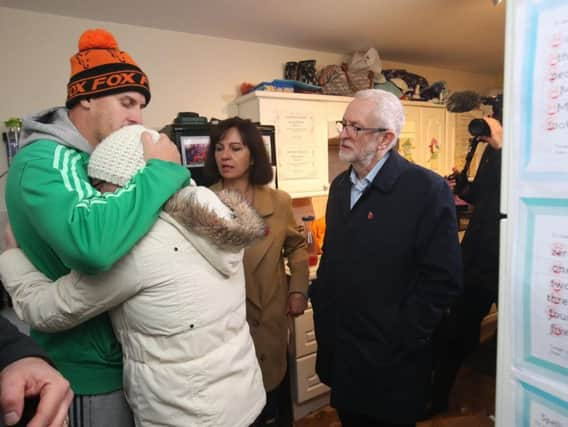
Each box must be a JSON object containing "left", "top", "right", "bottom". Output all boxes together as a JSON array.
[
  {"left": 530, "top": 214, "right": 568, "bottom": 370},
  {"left": 529, "top": 6, "right": 568, "bottom": 172}
]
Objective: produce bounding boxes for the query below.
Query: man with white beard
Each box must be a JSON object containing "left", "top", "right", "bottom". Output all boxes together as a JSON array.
[{"left": 309, "top": 89, "right": 463, "bottom": 426}]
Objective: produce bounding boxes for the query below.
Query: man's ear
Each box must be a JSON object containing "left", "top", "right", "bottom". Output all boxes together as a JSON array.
[
  {"left": 378, "top": 132, "right": 396, "bottom": 150},
  {"left": 79, "top": 98, "right": 92, "bottom": 109}
]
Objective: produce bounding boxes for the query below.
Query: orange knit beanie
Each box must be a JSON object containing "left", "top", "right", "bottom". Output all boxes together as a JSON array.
[{"left": 66, "top": 28, "right": 150, "bottom": 108}]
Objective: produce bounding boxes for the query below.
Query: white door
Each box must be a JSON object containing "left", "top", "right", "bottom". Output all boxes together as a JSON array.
[{"left": 497, "top": 1, "right": 568, "bottom": 425}]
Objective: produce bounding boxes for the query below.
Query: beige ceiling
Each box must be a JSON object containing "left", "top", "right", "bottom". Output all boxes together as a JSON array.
[{"left": 0, "top": 0, "right": 506, "bottom": 75}]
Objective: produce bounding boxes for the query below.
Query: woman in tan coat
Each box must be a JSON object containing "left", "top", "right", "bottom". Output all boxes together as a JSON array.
[{"left": 205, "top": 117, "right": 309, "bottom": 427}]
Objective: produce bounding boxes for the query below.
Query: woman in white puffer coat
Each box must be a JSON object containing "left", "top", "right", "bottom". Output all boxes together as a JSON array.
[{"left": 0, "top": 125, "right": 266, "bottom": 427}]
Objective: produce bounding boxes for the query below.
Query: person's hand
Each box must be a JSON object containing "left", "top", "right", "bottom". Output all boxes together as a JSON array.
[
  {"left": 479, "top": 117, "right": 503, "bottom": 150},
  {"left": 142, "top": 132, "right": 181, "bottom": 164},
  {"left": 286, "top": 292, "right": 307, "bottom": 317},
  {"left": 4, "top": 223, "right": 18, "bottom": 251},
  {"left": 0, "top": 357, "right": 73, "bottom": 427},
  {"left": 446, "top": 167, "right": 459, "bottom": 191}
]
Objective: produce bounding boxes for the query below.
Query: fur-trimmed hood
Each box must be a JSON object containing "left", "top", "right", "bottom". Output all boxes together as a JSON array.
[{"left": 161, "top": 187, "right": 265, "bottom": 277}]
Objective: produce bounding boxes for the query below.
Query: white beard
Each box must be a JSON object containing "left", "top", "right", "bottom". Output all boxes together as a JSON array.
[
  {"left": 338, "top": 146, "right": 353, "bottom": 163},
  {"left": 339, "top": 143, "right": 378, "bottom": 170}
]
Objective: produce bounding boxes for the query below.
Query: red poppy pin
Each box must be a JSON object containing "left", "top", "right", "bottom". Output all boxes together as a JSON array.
[
  {"left": 264, "top": 226, "right": 270, "bottom": 236},
  {"left": 367, "top": 211, "right": 374, "bottom": 220}
]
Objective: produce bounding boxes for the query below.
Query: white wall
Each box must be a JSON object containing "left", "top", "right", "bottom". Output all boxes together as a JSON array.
[
  {"left": 0, "top": 7, "right": 502, "bottom": 126},
  {"left": 0, "top": 6, "right": 502, "bottom": 216},
  {"left": 0, "top": 7, "right": 348, "bottom": 129}
]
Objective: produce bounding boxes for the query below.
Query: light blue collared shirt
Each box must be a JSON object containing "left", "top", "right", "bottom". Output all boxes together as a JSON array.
[{"left": 349, "top": 152, "right": 390, "bottom": 209}]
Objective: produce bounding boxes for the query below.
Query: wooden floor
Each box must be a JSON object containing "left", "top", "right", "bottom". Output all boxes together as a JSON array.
[{"left": 295, "top": 336, "right": 497, "bottom": 427}]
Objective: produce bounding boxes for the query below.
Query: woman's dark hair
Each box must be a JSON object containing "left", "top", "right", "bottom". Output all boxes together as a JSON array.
[{"left": 204, "top": 117, "right": 273, "bottom": 185}]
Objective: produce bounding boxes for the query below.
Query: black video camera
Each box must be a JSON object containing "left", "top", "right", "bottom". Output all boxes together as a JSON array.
[
  {"left": 468, "top": 118, "right": 491, "bottom": 138},
  {"left": 445, "top": 92, "right": 502, "bottom": 188},
  {"left": 468, "top": 93, "right": 503, "bottom": 138},
  {"left": 480, "top": 94, "right": 503, "bottom": 123}
]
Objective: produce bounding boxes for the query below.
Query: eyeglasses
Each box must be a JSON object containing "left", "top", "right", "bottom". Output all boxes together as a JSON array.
[{"left": 336, "top": 120, "right": 388, "bottom": 136}]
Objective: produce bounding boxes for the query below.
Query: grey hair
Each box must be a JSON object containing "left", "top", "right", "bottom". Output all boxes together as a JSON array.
[{"left": 354, "top": 89, "right": 405, "bottom": 149}]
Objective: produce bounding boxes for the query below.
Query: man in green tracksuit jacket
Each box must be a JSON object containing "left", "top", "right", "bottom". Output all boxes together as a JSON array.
[{"left": 5, "top": 28, "right": 189, "bottom": 427}]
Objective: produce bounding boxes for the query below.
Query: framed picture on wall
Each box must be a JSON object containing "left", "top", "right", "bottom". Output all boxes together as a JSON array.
[
  {"left": 180, "top": 135, "right": 210, "bottom": 167},
  {"left": 258, "top": 124, "right": 276, "bottom": 166},
  {"left": 262, "top": 135, "right": 273, "bottom": 164}
]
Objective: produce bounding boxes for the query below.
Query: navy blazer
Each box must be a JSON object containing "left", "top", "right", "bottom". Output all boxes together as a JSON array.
[{"left": 310, "top": 150, "right": 462, "bottom": 423}]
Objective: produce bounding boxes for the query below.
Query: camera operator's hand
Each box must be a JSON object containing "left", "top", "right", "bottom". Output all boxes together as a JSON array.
[
  {"left": 446, "top": 167, "right": 459, "bottom": 191},
  {"left": 445, "top": 167, "right": 469, "bottom": 196},
  {"left": 454, "top": 171, "right": 469, "bottom": 196},
  {"left": 479, "top": 117, "right": 502, "bottom": 150}
]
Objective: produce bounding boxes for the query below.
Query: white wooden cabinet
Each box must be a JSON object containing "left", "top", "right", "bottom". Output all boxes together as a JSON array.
[
  {"left": 292, "top": 307, "right": 318, "bottom": 358},
  {"left": 399, "top": 104, "right": 448, "bottom": 176},
  {"left": 445, "top": 109, "right": 485, "bottom": 179},
  {"left": 233, "top": 92, "right": 470, "bottom": 198},
  {"left": 288, "top": 301, "right": 330, "bottom": 420},
  {"left": 291, "top": 307, "right": 330, "bottom": 403},
  {"left": 395, "top": 103, "right": 484, "bottom": 177},
  {"left": 232, "top": 91, "right": 351, "bottom": 198}
]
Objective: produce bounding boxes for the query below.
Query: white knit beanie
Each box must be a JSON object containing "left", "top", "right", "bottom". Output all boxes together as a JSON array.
[{"left": 88, "top": 124, "right": 159, "bottom": 186}]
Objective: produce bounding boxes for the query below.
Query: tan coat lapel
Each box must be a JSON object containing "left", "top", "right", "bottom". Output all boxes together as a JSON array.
[
  {"left": 210, "top": 183, "right": 274, "bottom": 309},
  {"left": 244, "top": 186, "right": 275, "bottom": 274},
  {"left": 243, "top": 186, "right": 275, "bottom": 310}
]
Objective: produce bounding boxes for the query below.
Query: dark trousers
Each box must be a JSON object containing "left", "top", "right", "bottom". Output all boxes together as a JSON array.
[
  {"left": 431, "top": 285, "right": 497, "bottom": 411},
  {"left": 250, "top": 372, "right": 293, "bottom": 427},
  {"left": 337, "top": 409, "right": 416, "bottom": 427}
]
